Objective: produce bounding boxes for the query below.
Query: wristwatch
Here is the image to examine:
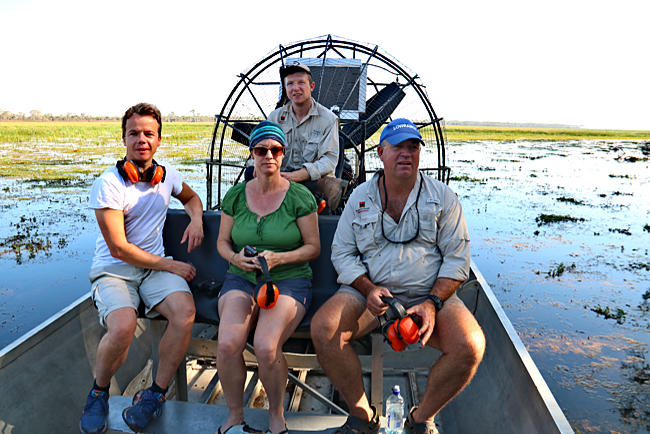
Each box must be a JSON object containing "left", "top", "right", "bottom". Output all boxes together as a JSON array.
[{"left": 425, "top": 294, "right": 444, "bottom": 312}]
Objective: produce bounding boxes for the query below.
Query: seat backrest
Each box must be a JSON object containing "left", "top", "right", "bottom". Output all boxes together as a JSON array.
[{"left": 162, "top": 210, "right": 340, "bottom": 327}]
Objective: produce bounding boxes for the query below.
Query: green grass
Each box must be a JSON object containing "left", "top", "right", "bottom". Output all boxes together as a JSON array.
[
  {"left": 1, "top": 121, "right": 649, "bottom": 182},
  {"left": 443, "top": 125, "right": 650, "bottom": 141},
  {"left": 0, "top": 122, "right": 216, "bottom": 181}
]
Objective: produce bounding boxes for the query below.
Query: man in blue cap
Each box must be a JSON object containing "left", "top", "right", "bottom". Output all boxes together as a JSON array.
[{"left": 311, "top": 119, "right": 485, "bottom": 433}]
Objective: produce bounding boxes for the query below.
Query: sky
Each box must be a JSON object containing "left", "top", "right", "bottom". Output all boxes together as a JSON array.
[{"left": 1, "top": 0, "right": 649, "bottom": 130}]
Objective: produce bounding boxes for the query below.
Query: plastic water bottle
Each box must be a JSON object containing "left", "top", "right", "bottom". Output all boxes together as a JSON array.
[{"left": 385, "top": 385, "right": 404, "bottom": 433}]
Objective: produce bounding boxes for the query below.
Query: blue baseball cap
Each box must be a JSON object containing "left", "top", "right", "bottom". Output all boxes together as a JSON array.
[{"left": 379, "top": 118, "right": 425, "bottom": 146}]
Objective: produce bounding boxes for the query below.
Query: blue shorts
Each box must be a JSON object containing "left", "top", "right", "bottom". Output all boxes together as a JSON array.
[{"left": 219, "top": 272, "right": 312, "bottom": 310}]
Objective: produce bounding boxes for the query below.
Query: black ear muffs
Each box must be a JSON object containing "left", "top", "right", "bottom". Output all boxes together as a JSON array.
[
  {"left": 116, "top": 158, "right": 166, "bottom": 185},
  {"left": 255, "top": 256, "right": 278, "bottom": 309}
]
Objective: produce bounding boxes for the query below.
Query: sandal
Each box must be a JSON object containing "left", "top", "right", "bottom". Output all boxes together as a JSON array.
[
  {"left": 334, "top": 406, "right": 380, "bottom": 434},
  {"left": 218, "top": 421, "right": 264, "bottom": 433},
  {"left": 404, "top": 407, "right": 439, "bottom": 434},
  {"left": 265, "top": 424, "right": 289, "bottom": 434}
]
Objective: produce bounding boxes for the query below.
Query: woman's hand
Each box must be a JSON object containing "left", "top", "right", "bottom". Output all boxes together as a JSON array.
[
  {"left": 231, "top": 248, "right": 259, "bottom": 272},
  {"left": 257, "top": 250, "right": 283, "bottom": 270}
]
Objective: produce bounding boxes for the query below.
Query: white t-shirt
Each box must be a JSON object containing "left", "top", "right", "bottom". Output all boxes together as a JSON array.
[{"left": 89, "top": 162, "right": 183, "bottom": 268}]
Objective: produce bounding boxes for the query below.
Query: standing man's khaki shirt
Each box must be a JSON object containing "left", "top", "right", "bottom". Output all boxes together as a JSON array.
[
  {"left": 268, "top": 98, "right": 339, "bottom": 180},
  {"left": 331, "top": 171, "right": 470, "bottom": 297}
]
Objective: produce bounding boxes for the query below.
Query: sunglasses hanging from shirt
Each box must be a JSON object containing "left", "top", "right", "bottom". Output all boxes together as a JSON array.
[
  {"left": 381, "top": 173, "right": 423, "bottom": 244},
  {"left": 116, "top": 158, "right": 166, "bottom": 185}
]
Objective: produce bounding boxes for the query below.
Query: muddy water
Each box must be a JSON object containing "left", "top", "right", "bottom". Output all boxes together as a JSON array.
[{"left": 0, "top": 141, "right": 648, "bottom": 433}]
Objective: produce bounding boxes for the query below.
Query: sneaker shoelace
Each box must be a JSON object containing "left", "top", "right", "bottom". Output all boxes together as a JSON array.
[
  {"left": 137, "top": 390, "right": 165, "bottom": 415},
  {"left": 84, "top": 390, "right": 107, "bottom": 413}
]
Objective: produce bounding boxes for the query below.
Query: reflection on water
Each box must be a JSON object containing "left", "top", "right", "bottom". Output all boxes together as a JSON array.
[{"left": 1, "top": 142, "right": 648, "bottom": 432}]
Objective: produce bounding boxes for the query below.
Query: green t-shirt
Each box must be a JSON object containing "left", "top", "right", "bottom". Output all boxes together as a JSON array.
[{"left": 221, "top": 181, "right": 317, "bottom": 284}]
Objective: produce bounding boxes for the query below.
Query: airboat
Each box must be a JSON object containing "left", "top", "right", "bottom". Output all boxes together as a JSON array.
[{"left": 0, "top": 35, "right": 573, "bottom": 433}]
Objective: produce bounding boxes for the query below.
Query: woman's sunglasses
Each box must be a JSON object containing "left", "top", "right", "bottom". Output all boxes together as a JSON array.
[{"left": 252, "top": 146, "right": 284, "bottom": 158}]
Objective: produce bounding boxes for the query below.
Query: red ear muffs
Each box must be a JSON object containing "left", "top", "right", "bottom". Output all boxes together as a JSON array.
[
  {"left": 387, "top": 321, "right": 408, "bottom": 352},
  {"left": 380, "top": 297, "right": 422, "bottom": 352},
  {"left": 116, "top": 159, "right": 166, "bottom": 185},
  {"left": 255, "top": 256, "right": 278, "bottom": 309}
]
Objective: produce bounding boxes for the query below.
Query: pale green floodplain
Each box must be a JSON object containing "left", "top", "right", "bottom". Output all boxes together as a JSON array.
[{"left": 1, "top": 121, "right": 649, "bottom": 182}]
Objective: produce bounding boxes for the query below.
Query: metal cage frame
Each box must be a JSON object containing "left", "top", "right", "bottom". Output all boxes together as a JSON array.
[{"left": 206, "top": 34, "right": 449, "bottom": 210}]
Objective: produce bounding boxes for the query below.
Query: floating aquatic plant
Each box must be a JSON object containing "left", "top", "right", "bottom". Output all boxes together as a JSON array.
[
  {"left": 556, "top": 196, "right": 584, "bottom": 205},
  {"left": 590, "top": 305, "right": 626, "bottom": 324},
  {"left": 547, "top": 262, "right": 575, "bottom": 278},
  {"left": 536, "top": 213, "right": 585, "bottom": 226}
]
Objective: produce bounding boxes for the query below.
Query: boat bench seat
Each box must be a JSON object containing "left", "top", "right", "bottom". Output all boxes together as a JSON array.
[
  {"left": 142, "top": 210, "right": 385, "bottom": 413},
  {"left": 159, "top": 209, "right": 340, "bottom": 332}
]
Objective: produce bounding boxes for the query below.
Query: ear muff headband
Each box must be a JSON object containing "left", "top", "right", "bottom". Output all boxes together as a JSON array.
[{"left": 256, "top": 256, "right": 278, "bottom": 309}]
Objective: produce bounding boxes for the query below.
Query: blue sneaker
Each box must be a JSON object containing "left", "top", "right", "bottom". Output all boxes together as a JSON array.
[
  {"left": 80, "top": 389, "right": 109, "bottom": 434},
  {"left": 122, "top": 387, "right": 166, "bottom": 432}
]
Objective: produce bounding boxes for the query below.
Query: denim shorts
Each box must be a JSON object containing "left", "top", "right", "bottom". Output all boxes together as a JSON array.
[
  {"left": 219, "top": 272, "right": 312, "bottom": 310},
  {"left": 89, "top": 263, "right": 191, "bottom": 327}
]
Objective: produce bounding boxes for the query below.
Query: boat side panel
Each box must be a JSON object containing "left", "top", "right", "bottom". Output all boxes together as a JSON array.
[
  {"left": 0, "top": 298, "right": 153, "bottom": 433},
  {"left": 440, "top": 267, "right": 572, "bottom": 434}
]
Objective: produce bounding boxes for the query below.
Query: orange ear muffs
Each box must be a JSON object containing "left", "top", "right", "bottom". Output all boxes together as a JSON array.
[
  {"left": 255, "top": 256, "right": 278, "bottom": 309},
  {"left": 256, "top": 282, "right": 279, "bottom": 309},
  {"left": 380, "top": 297, "right": 422, "bottom": 352},
  {"left": 387, "top": 321, "right": 408, "bottom": 352},
  {"left": 116, "top": 159, "right": 166, "bottom": 185},
  {"left": 149, "top": 164, "right": 165, "bottom": 185},
  {"left": 121, "top": 160, "right": 141, "bottom": 183}
]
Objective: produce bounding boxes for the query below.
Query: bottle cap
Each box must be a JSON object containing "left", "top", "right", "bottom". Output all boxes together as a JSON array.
[{"left": 392, "top": 385, "right": 400, "bottom": 394}]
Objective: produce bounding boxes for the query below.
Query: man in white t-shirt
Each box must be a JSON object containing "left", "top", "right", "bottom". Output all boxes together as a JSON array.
[{"left": 80, "top": 103, "right": 204, "bottom": 434}]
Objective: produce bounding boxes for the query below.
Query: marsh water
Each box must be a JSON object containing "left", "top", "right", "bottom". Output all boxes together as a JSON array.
[{"left": 1, "top": 138, "right": 648, "bottom": 433}]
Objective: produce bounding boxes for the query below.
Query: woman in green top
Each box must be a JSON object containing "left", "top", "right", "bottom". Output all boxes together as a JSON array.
[{"left": 216, "top": 121, "right": 320, "bottom": 434}]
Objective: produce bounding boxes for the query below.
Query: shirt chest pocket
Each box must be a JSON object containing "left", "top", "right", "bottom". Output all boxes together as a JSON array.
[
  {"left": 302, "top": 135, "right": 319, "bottom": 163},
  {"left": 351, "top": 212, "right": 379, "bottom": 253},
  {"left": 419, "top": 202, "right": 442, "bottom": 244}
]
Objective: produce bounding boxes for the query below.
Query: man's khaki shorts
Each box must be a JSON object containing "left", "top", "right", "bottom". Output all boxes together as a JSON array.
[{"left": 89, "top": 262, "right": 191, "bottom": 327}]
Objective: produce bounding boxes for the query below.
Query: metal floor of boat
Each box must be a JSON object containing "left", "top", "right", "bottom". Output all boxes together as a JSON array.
[{"left": 108, "top": 396, "right": 349, "bottom": 433}]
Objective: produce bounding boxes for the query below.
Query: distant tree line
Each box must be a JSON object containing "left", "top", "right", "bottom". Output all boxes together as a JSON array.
[{"left": 0, "top": 109, "right": 214, "bottom": 122}]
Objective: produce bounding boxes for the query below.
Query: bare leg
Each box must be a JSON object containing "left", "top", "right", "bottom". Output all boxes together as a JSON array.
[
  {"left": 412, "top": 298, "right": 485, "bottom": 423},
  {"left": 151, "top": 291, "right": 196, "bottom": 389},
  {"left": 216, "top": 290, "right": 257, "bottom": 432},
  {"left": 311, "top": 293, "right": 378, "bottom": 422},
  {"left": 254, "top": 295, "right": 306, "bottom": 433},
  {"left": 94, "top": 307, "right": 137, "bottom": 387}
]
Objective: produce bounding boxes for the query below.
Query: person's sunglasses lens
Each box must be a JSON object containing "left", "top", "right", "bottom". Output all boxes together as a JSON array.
[{"left": 253, "top": 147, "right": 284, "bottom": 157}]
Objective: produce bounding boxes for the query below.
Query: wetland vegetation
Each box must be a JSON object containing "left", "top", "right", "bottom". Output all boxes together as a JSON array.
[{"left": 1, "top": 121, "right": 649, "bottom": 433}]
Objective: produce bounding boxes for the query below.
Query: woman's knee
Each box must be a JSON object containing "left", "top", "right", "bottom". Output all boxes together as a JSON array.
[
  {"left": 217, "top": 333, "right": 246, "bottom": 361},
  {"left": 253, "top": 339, "right": 280, "bottom": 366}
]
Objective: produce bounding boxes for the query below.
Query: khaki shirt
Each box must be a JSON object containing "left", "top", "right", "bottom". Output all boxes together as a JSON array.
[
  {"left": 268, "top": 98, "right": 339, "bottom": 180},
  {"left": 331, "top": 172, "right": 470, "bottom": 297}
]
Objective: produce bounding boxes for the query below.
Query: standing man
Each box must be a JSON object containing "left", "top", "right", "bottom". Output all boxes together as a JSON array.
[
  {"left": 80, "top": 103, "right": 204, "bottom": 434},
  {"left": 267, "top": 61, "right": 344, "bottom": 209},
  {"left": 311, "top": 119, "right": 485, "bottom": 434}
]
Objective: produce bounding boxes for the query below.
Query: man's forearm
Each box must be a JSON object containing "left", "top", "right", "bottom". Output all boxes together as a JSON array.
[
  {"left": 350, "top": 274, "right": 379, "bottom": 298},
  {"left": 430, "top": 277, "right": 463, "bottom": 300},
  {"left": 183, "top": 194, "right": 203, "bottom": 223}
]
